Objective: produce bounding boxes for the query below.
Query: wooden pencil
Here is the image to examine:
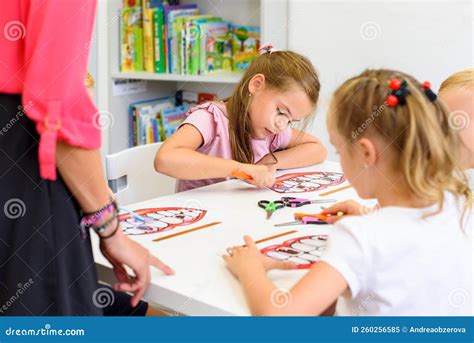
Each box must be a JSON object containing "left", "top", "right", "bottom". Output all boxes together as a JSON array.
[
  {"left": 153, "top": 221, "right": 222, "bottom": 242},
  {"left": 319, "top": 184, "right": 352, "bottom": 196}
]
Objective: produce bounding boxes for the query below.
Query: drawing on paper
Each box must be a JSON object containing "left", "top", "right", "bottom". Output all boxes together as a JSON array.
[{"left": 119, "top": 207, "right": 206, "bottom": 235}]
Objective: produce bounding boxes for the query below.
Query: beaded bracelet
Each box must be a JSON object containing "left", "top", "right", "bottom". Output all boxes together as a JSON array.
[
  {"left": 81, "top": 198, "right": 117, "bottom": 224},
  {"left": 79, "top": 198, "right": 118, "bottom": 239}
]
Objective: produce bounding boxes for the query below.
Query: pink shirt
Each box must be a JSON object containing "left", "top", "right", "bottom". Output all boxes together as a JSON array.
[
  {"left": 0, "top": 0, "right": 99, "bottom": 180},
  {"left": 176, "top": 102, "right": 292, "bottom": 192}
]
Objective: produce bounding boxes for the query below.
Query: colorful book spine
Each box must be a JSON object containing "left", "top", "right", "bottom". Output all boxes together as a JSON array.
[
  {"left": 122, "top": 3, "right": 262, "bottom": 77},
  {"left": 164, "top": 5, "right": 199, "bottom": 74},
  {"left": 186, "top": 16, "right": 221, "bottom": 75},
  {"left": 161, "top": 105, "right": 189, "bottom": 138},
  {"left": 121, "top": 3, "right": 144, "bottom": 72},
  {"left": 153, "top": 7, "right": 166, "bottom": 73},
  {"left": 142, "top": 1, "right": 155, "bottom": 72}
]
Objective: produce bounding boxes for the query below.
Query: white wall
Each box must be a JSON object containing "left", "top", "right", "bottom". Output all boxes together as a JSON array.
[{"left": 288, "top": 0, "right": 473, "bottom": 161}]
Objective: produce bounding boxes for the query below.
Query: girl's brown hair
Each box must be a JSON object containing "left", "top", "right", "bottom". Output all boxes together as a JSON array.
[
  {"left": 329, "top": 69, "right": 471, "bottom": 217},
  {"left": 226, "top": 51, "right": 320, "bottom": 164}
]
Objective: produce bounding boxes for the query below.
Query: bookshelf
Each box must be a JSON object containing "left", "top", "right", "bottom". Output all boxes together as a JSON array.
[
  {"left": 97, "top": 0, "right": 288, "bottom": 155},
  {"left": 110, "top": 71, "right": 243, "bottom": 84}
]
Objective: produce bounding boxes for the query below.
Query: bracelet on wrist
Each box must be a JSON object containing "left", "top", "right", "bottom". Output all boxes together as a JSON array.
[
  {"left": 79, "top": 197, "right": 118, "bottom": 239},
  {"left": 98, "top": 218, "right": 121, "bottom": 240}
]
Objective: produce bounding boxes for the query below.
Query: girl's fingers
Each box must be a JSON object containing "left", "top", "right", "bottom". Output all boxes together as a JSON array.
[
  {"left": 321, "top": 203, "right": 346, "bottom": 214},
  {"left": 263, "top": 256, "right": 297, "bottom": 271},
  {"left": 326, "top": 215, "right": 345, "bottom": 224},
  {"left": 243, "top": 235, "right": 257, "bottom": 250}
]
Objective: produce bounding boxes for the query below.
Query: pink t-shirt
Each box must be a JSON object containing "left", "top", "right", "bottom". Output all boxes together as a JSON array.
[{"left": 176, "top": 102, "right": 292, "bottom": 192}]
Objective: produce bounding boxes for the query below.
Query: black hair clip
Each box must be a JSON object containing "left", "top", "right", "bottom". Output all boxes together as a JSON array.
[{"left": 422, "top": 81, "right": 437, "bottom": 102}]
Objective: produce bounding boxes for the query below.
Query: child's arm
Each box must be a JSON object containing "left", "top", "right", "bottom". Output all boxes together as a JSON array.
[
  {"left": 256, "top": 129, "right": 327, "bottom": 169},
  {"left": 224, "top": 236, "right": 347, "bottom": 316},
  {"left": 155, "top": 124, "right": 275, "bottom": 187}
]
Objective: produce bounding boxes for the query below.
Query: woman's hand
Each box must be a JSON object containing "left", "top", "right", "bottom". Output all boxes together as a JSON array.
[
  {"left": 223, "top": 236, "right": 297, "bottom": 279},
  {"left": 233, "top": 164, "right": 276, "bottom": 188},
  {"left": 99, "top": 225, "right": 174, "bottom": 307}
]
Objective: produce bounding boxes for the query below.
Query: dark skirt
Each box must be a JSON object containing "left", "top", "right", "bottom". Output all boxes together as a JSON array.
[{"left": 0, "top": 93, "right": 103, "bottom": 315}]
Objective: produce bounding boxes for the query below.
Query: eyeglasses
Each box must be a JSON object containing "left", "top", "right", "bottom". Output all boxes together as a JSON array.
[{"left": 274, "top": 110, "right": 294, "bottom": 130}]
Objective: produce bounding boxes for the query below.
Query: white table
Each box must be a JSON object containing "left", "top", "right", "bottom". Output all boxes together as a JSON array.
[{"left": 93, "top": 161, "right": 361, "bottom": 315}]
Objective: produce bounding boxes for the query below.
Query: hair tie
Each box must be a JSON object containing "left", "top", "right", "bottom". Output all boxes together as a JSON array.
[
  {"left": 386, "top": 79, "right": 410, "bottom": 107},
  {"left": 386, "top": 78, "right": 436, "bottom": 107},
  {"left": 259, "top": 43, "right": 277, "bottom": 55},
  {"left": 422, "top": 81, "right": 437, "bottom": 102}
]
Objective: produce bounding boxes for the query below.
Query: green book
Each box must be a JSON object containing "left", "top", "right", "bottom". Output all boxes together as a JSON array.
[
  {"left": 153, "top": 7, "right": 166, "bottom": 73},
  {"left": 177, "top": 15, "right": 218, "bottom": 75},
  {"left": 121, "top": 6, "right": 144, "bottom": 72}
]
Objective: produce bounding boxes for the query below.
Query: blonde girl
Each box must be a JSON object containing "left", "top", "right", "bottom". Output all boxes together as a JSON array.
[
  {"left": 439, "top": 69, "right": 474, "bottom": 169},
  {"left": 223, "top": 69, "right": 472, "bottom": 316}
]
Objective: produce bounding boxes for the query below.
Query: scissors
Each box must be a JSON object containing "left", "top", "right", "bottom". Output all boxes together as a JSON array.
[
  {"left": 281, "top": 197, "right": 337, "bottom": 208},
  {"left": 258, "top": 200, "right": 286, "bottom": 219},
  {"left": 275, "top": 211, "right": 344, "bottom": 227},
  {"left": 294, "top": 211, "right": 344, "bottom": 221},
  {"left": 274, "top": 216, "right": 328, "bottom": 227}
]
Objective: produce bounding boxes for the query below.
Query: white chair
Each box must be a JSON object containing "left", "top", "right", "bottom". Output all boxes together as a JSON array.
[{"left": 105, "top": 143, "right": 176, "bottom": 205}]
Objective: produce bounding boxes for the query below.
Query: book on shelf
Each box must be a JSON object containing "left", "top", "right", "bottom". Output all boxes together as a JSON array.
[
  {"left": 119, "top": 1, "right": 261, "bottom": 77},
  {"left": 153, "top": 6, "right": 166, "bottom": 73},
  {"left": 204, "top": 21, "right": 233, "bottom": 74},
  {"left": 164, "top": 4, "right": 199, "bottom": 74},
  {"left": 129, "top": 90, "right": 216, "bottom": 147},
  {"left": 231, "top": 25, "right": 261, "bottom": 72},
  {"left": 121, "top": 0, "right": 145, "bottom": 72}
]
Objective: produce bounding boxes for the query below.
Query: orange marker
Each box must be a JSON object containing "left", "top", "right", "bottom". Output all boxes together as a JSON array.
[
  {"left": 294, "top": 211, "right": 344, "bottom": 221},
  {"left": 231, "top": 170, "right": 284, "bottom": 187},
  {"left": 231, "top": 170, "right": 252, "bottom": 180}
]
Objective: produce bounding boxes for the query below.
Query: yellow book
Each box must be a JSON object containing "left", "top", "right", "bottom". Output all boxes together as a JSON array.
[{"left": 142, "top": 1, "right": 155, "bottom": 72}]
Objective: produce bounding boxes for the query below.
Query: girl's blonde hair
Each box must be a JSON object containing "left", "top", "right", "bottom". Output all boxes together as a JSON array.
[
  {"left": 329, "top": 69, "right": 471, "bottom": 216},
  {"left": 439, "top": 68, "right": 474, "bottom": 92},
  {"left": 226, "top": 51, "right": 320, "bottom": 164}
]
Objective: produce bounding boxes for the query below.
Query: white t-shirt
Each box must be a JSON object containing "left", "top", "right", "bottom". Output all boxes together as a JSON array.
[
  {"left": 320, "top": 192, "right": 473, "bottom": 316},
  {"left": 466, "top": 169, "right": 474, "bottom": 191}
]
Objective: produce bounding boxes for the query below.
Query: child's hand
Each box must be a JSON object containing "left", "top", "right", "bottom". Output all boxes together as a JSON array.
[
  {"left": 233, "top": 164, "right": 276, "bottom": 188},
  {"left": 223, "top": 236, "right": 297, "bottom": 279},
  {"left": 263, "top": 163, "right": 278, "bottom": 175},
  {"left": 321, "top": 200, "right": 377, "bottom": 224}
]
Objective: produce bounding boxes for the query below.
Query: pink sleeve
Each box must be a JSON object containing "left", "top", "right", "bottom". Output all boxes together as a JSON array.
[
  {"left": 21, "top": 0, "right": 99, "bottom": 180},
  {"left": 180, "top": 109, "right": 216, "bottom": 148},
  {"left": 271, "top": 126, "right": 292, "bottom": 151}
]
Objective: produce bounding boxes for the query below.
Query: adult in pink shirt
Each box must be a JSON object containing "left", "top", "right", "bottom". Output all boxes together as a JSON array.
[{"left": 0, "top": 0, "right": 172, "bottom": 315}]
